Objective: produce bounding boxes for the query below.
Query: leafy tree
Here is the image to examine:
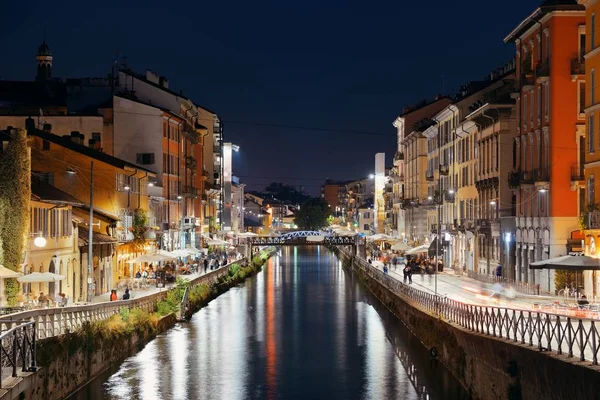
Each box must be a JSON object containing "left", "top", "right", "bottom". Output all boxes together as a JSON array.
[{"left": 294, "top": 198, "right": 331, "bottom": 230}]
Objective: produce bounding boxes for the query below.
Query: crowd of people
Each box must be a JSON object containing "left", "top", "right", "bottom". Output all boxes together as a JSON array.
[{"left": 367, "top": 245, "right": 444, "bottom": 285}]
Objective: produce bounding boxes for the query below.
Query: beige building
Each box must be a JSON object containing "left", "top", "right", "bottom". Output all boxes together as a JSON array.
[{"left": 392, "top": 97, "right": 452, "bottom": 240}]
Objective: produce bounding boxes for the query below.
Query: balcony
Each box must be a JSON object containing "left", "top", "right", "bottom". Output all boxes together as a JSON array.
[
  {"left": 535, "top": 60, "right": 550, "bottom": 83},
  {"left": 570, "top": 165, "right": 585, "bottom": 184},
  {"left": 182, "top": 185, "right": 200, "bottom": 198},
  {"left": 185, "top": 156, "right": 197, "bottom": 170},
  {"left": 439, "top": 164, "right": 449, "bottom": 176},
  {"left": 426, "top": 171, "right": 435, "bottom": 181},
  {"left": 400, "top": 198, "right": 419, "bottom": 210},
  {"left": 571, "top": 56, "right": 585, "bottom": 80},
  {"left": 393, "top": 152, "right": 404, "bottom": 166},
  {"left": 520, "top": 171, "right": 533, "bottom": 186},
  {"left": 520, "top": 73, "right": 535, "bottom": 91},
  {"left": 588, "top": 210, "right": 600, "bottom": 229},
  {"left": 532, "top": 167, "right": 550, "bottom": 184}
]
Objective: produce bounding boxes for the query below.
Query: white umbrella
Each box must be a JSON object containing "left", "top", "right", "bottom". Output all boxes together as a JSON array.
[
  {"left": 391, "top": 242, "right": 410, "bottom": 252},
  {"left": 207, "top": 239, "right": 229, "bottom": 246},
  {"left": 238, "top": 232, "right": 258, "bottom": 238},
  {"left": 405, "top": 244, "right": 430, "bottom": 255},
  {"left": 0, "top": 265, "right": 21, "bottom": 278},
  {"left": 130, "top": 252, "right": 175, "bottom": 263},
  {"left": 18, "top": 272, "right": 66, "bottom": 283}
]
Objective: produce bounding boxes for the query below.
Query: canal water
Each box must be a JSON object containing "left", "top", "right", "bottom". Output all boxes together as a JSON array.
[{"left": 72, "top": 246, "right": 469, "bottom": 400}]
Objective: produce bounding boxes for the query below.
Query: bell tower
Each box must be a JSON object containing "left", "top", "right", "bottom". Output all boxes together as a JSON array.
[{"left": 36, "top": 40, "right": 52, "bottom": 81}]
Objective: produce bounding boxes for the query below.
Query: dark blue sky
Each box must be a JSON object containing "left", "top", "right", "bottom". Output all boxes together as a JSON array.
[{"left": 1, "top": 0, "right": 539, "bottom": 195}]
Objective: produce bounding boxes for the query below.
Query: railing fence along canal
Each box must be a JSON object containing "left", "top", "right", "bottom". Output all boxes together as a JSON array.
[
  {"left": 336, "top": 246, "right": 600, "bottom": 367},
  {"left": 0, "top": 321, "right": 36, "bottom": 388},
  {"left": 0, "top": 259, "right": 245, "bottom": 340}
]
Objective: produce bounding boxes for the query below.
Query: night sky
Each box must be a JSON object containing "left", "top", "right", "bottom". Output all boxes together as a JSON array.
[{"left": 1, "top": 0, "right": 540, "bottom": 195}]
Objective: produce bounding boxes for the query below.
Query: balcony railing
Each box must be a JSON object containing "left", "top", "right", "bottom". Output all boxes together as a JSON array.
[
  {"left": 426, "top": 171, "right": 434, "bottom": 181},
  {"left": 520, "top": 171, "right": 533, "bottom": 185},
  {"left": 185, "top": 156, "right": 197, "bottom": 169},
  {"left": 182, "top": 185, "right": 200, "bottom": 197},
  {"left": 439, "top": 165, "right": 449, "bottom": 176},
  {"left": 532, "top": 167, "right": 550, "bottom": 182},
  {"left": 394, "top": 152, "right": 404, "bottom": 161},
  {"left": 520, "top": 73, "right": 535, "bottom": 88},
  {"left": 570, "top": 165, "right": 584, "bottom": 182},
  {"left": 571, "top": 56, "right": 585, "bottom": 76},
  {"left": 535, "top": 60, "right": 550, "bottom": 80},
  {"left": 589, "top": 211, "right": 600, "bottom": 229}
]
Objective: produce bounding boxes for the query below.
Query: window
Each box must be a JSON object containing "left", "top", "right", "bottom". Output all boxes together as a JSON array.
[
  {"left": 579, "top": 81, "right": 586, "bottom": 115},
  {"left": 363, "top": 224, "right": 369, "bottom": 230},
  {"left": 592, "top": 14, "right": 596, "bottom": 50},
  {"left": 589, "top": 175, "right": 595, "bottom": 205},
  {"left": 363, "top": 212, "right": 370, "bottom": 219},
  {"left": 590, "top": 115, "right": 595, "bottom": 153},
  {"left": 545, "top": 32, "right": 550, "bottom": 60},
  {"left": 580, "top": 29, "right": 587, "bottom": 60},
  {"left": 523, "top": 94, "right": 528, "bottom": 129},
  {"left": 537, "top": 86, "right": 542, "bottom": 121},
  {"left": 136, "top": 153, "right": 155, "bottom": 165},
  {"left": 545, "top": 83, "right": 549, "bottom": 118},
  {"left": 592, "top": 70, "right": 596, "bottom": 105},
  {"left": 530, "top": 90, "right": 534, "bottom": 124}
]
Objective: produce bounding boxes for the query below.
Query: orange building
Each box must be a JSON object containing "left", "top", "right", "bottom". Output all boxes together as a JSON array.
[
  {"left": 505, "top": 0, "right": 585, "bottom": 293},
  {"left": 28, "top": 126, "right": 156, "bottom": 297},
  {"left": 577, "top": 0, "right": 600, "bottom": 297}
]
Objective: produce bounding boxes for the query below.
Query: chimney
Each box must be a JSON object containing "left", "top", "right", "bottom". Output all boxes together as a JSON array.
[
  {"left": 88, "top": 139, "right": 96, "bottom": 148},
  {"left": 78, "top": 133, "right": 85, "bottom": 145},
  {"left": 159, "top": 76, "right": 169, "bottom": 89},
  {"left": 43, "top": 123, "right": 52, "bottom": 132},
  {"left": 145, "top": 70, "right": 160, "bottom": 84},
  {"left": 25, "top": 117, "right": 35, "bottom": 131}
]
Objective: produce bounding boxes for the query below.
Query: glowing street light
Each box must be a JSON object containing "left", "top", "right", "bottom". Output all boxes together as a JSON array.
[{"left": 34, "top": 236, "right": 46, "bottom": 248}]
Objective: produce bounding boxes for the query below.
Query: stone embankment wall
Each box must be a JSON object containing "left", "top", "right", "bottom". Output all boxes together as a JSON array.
[
  {"left": 21, "top": 250, "right": 275, "bottom": 400},
  {"left": 335, "top": 249, "right": 600, "bottom": 400}
]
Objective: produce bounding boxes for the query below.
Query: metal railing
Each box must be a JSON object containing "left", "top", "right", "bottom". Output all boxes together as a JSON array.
[
  {"left": 340, "top": 252, "right": 600, "bottom": 367},
  {"left": 0, "top": 321, "right": 37, "bottom": 388},
  {"left": 459, "top": 270, "right": 541, "bottom": 295},
  {"left": 0, "top": 260, "right": 245, "bottom": 340}
]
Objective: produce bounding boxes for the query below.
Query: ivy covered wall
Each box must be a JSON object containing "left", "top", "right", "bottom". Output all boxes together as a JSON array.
[{"left": 0, "top": 129, "right": 31, "bottom": 305}]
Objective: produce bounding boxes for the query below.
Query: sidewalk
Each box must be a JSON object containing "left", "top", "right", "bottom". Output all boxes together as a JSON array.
[
  {"left": 89, "top": 268, "right": 217, "bottom": 304},
  {"left": 371, "top": 260, "right": 561, "bottom": 310}
]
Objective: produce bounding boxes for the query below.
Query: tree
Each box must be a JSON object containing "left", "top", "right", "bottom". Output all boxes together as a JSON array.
[{"left": 294, "top": 198, "right": 331, "bottom": 230}]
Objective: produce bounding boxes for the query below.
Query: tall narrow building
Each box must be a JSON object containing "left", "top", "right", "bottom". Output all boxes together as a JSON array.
[{"left": 505, "top": 0, "right": 585, "bottom": 293}]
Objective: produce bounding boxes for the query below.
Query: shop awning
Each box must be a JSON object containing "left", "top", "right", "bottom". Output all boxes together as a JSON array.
[
  {"left": 530, "top": 254, "right": 600, "bottom": 271},
  {"left": 428, "top": 237, "right": 443, "bottom": 257},
  {"left": 78, "top": 226, "right": 118, "bottom": 246}
]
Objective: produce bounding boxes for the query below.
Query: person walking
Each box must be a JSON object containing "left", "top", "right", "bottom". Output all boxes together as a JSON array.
[
  {"left": 392, "top": 255, "right": 398, "bottom": 271},
  {"left": 203, "top": 258, "right": 209, "bottom": 274},
  {"left": 405, "top": 264, "right": 413, "bottom": 284},
  {"left": 122, "top": 288, "right": 130, "bottom": 300},
  {"left": 403, "top": 264, "right": 408, "bottom": 283}
]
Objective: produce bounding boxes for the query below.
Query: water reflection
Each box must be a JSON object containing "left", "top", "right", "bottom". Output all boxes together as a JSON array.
[{"left": 73, "top": 246, "right": 468, "bottom": 400}]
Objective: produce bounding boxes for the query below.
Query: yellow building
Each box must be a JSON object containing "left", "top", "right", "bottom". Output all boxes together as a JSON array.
[{"left": 29, "top": 127, "right": 157, "bottom": 297}]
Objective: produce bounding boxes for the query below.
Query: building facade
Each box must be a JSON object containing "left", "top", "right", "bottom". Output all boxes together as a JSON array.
[{"left": 505, "top": 1, "right": 585, "bottom": 293}]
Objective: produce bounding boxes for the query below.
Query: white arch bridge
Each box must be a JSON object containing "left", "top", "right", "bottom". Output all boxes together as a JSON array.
[{"left": 247, "top": 231, "right": 358, "bottom": 248}]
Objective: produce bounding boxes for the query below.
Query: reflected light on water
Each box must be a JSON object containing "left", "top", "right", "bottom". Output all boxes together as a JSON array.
[{"left": 82, "top": 247, "right": 468, "bottom": 400}]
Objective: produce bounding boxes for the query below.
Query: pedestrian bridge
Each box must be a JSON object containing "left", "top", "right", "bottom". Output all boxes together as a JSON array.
[{"left": 248, "top": 231, "right": 357, "bottom": 247}]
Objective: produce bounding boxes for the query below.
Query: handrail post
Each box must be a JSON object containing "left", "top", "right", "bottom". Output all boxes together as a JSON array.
[
  {"left": 12, "top": 330, "right": 17, "bottom": 377},
  {"left": 29, "top": 322, "right": 37, "bottom": 372}
]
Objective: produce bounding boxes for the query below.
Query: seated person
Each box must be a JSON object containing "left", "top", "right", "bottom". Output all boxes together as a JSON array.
[
  {"left": 578, "top": 295, "right": 590, "bottom": 306},
  {"left": 135, "top": 270, "right": 142, "bottom": 279}
]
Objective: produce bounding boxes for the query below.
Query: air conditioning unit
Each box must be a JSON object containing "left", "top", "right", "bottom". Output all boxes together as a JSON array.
[{"left": 181, "top": 217, "right": 195, "bottom": 227}]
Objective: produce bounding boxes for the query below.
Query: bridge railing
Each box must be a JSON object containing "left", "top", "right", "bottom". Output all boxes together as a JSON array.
[
  {"left": 341, "top": 252, "right": 600, "bottom": 367},
  {"left": 0, "top": 321, "right": 37, "bottom": 388}
]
